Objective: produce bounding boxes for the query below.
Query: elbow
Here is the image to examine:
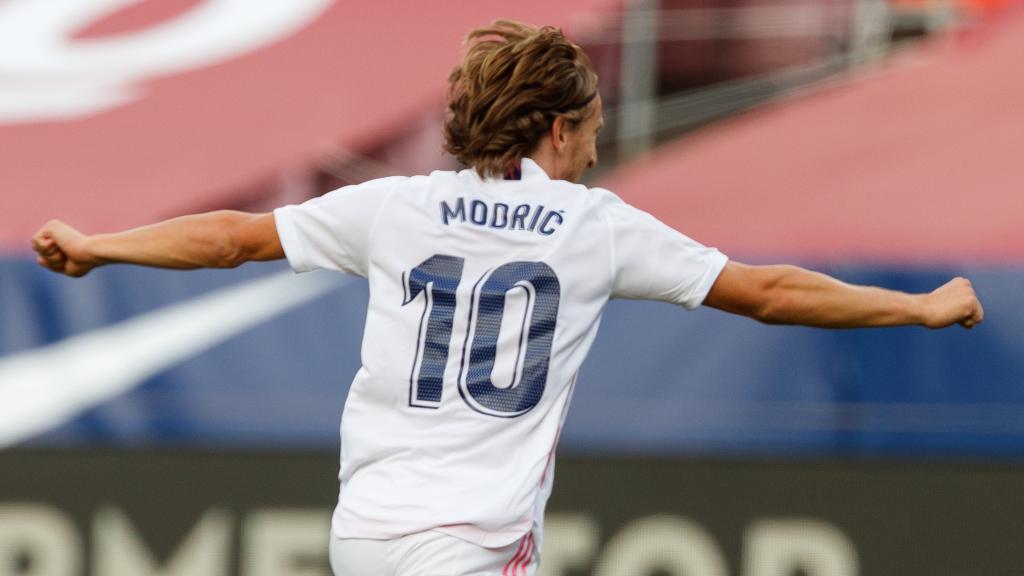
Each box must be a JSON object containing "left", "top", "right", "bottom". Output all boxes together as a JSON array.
[
  {"left": 749, "top": 268, "right": 801, "bottom": 325},
  {"left": 212, "top": 212, "right": 248, "bottom": 268},
  {"left": 754, "top": 282, "right": 813, "bottom": 326},
  {"left": 754, "top": 297, "right": 788, "bottom": 325},
  {"left": 216, "top": 245, "right": 246, "bottom": 269},
  {"left": 707, "top": 263, "right": 801, "bottom": 324}
]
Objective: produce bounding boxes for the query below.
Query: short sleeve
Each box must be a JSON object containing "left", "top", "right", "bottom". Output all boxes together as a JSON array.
[
  {"left": 273, "top": 176, "right": 404, "bottom": 277},
  {"left": 605, "top": 196, "right": 728, "bottom": 309}
]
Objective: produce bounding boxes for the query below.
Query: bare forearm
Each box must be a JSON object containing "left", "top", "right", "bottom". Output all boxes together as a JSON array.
[
  {"left": 705, "top": 262, "right": 983, "bottom": 330},
  {"left": 33, "top": 211, "right": 281, "bottom": 277},
  {"left": 78, "top": 210, "right": 284, "bottom": 272},
  {"left": 755, "top": 265, "right": 924, "bottom": 328},
  {"left": 85, "top": 211, "right": 254, "bottom": 269}
]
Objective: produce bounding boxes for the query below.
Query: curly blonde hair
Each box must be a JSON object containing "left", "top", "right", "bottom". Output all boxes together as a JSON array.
[{"left": 443, "top": 20, "right": 599, "bottom": 178}]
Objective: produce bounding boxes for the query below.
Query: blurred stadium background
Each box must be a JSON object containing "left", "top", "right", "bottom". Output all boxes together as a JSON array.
[{"left": 2, "top": 0, "right": 1023, "bottom": 574}]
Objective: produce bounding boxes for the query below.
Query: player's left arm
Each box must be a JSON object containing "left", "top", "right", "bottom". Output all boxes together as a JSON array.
[
  {"left": 32, "top": 211, "right": 284, "bottom": 277},
  {"left": 704, "top": 261, "right": 984, "bottom": 329}
]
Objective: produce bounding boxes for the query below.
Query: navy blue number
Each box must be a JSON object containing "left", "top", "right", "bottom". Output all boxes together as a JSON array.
[
  {"left": 403, "top": 254, "right": 464, "bottom": 408},
  {"left": 459, "top": 262, "right": 561, "bottom": 417},
  {"left": 404, "top": 256, "right": 561, "bottom": 417}
]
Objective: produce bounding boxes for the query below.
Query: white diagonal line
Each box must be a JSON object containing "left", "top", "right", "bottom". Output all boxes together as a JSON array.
[{"left": 0, "top": 270, "right": 347, "bottom": 448}]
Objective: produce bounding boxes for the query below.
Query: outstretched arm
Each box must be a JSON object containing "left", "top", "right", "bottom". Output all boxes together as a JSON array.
[
  {"left": 704, "top": 261, "right": 983, "bottom": 329},
  {"left": 32, "top": 211, "right": 284, "bottom": 277}
]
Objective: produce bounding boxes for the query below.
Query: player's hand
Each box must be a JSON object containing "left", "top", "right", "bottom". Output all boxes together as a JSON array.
[
  {"left": 920, "top": 277, "right": 984, "bottom": 329},
  {"left": 31, "top": 220, "right": 97, "bottom": 277}
]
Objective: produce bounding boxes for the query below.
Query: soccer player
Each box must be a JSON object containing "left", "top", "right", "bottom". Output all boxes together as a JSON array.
[{"left": 32, "top": 20, "right": 981, "bottom": 576}]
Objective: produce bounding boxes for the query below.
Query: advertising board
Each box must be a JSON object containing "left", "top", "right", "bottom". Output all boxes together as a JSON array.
[{"left": 2, "top": 451, "right": 1021, "bottom": 575}]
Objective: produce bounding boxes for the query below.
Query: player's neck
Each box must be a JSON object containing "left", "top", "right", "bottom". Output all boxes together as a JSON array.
[{"left": 527, "top": 141, "right": 561, "bottom": 181}]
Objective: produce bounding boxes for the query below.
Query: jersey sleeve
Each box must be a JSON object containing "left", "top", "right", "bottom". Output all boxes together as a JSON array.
[
  {"left": 273, "top": 176, "right": 404, "bottom": 277},
  {"left": 604, "top": 193, "right": 728, "bottom": 309}
]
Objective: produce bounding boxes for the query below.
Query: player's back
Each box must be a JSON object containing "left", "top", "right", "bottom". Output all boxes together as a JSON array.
[{"left": 336, "top": 159, "right": 615, "bottom": 546}]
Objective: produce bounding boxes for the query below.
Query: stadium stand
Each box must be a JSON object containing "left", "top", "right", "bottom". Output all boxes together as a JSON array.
[{"left": 1, "top": 6, "right": 1021, "bottom": 454}]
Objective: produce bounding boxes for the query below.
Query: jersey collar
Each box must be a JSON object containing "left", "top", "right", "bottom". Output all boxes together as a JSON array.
[
  {"left": 519, "top": 158, "right": 551, "bottom": 182},
  {"left": 476, "top": 157, "right": 552, "bottom": 183}
]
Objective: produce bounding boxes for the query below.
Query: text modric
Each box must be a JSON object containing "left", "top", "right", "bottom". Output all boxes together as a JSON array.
[{"left": 440, "top": 198, "right": 564, "bottom": 236}]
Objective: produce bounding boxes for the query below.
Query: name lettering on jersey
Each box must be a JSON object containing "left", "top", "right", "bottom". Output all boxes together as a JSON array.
[{"left": 440, "top": 198, "right": 564, "bottom": 236}]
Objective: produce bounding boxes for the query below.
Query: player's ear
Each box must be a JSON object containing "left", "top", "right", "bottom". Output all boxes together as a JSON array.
[{"left": 551, "top": 116, "right": 568, "bottom": 153}]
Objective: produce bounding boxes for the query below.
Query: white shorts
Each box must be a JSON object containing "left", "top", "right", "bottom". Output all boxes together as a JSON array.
[{"left": 329, "top": 530, "right": 538, "bottom": 576}]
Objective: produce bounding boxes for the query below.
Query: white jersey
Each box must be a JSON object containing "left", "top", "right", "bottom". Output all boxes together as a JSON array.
[{"left": 273, "top": 158, "right": 727, "bottom": 548}]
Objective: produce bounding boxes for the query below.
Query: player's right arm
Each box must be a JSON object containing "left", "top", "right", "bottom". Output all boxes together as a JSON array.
[
  {"left": 601, "top": 193, "right": 983, "bottom": 330},
  {"left": 704, "top": 261, "right": 984, "bottom": 330},
  {"left": 32, "top": 211, "right": 283, "bottom": 277}
]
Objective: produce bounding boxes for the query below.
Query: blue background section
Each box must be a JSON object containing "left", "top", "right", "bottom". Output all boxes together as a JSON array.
[{"left": 1, "top": 258, "right": 1021, "bottom": 456}]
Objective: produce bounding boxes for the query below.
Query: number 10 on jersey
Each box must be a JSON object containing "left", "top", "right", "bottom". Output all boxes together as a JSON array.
[{"left": 402, "top": 254, "right": 561, "bottom": 418}]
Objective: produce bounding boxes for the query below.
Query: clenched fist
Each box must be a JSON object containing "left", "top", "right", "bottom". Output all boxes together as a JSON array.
[
  {"left": 32, "top": 220, "right": 97, "bottom": 277},
  {"left": 920, "top": 277, "right": 984, "bottom": 329}
]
